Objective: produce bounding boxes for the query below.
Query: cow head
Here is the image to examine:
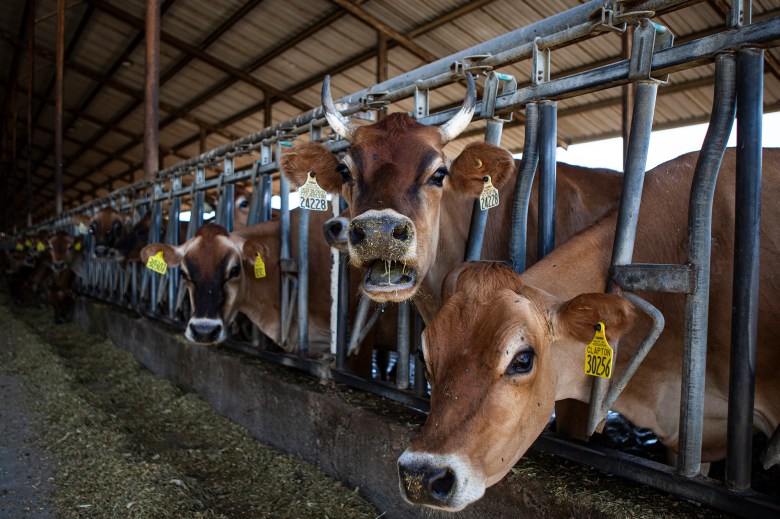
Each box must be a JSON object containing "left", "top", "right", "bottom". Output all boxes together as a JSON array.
[
  {"left": 47, "top": 230, "right": 82, "bottom": 272},
  {"left": 140, "top": 224, "right": 272, "bottom": 344},
  {"left": 74, "top": 209, "right": 130, "bottom": 258},
  {"left": 397, "top": 262, "right": 637, "bottom": 511},
  {"left": 112, "top": 213, "right": 153, "bottom": 263},
  {"left": 281, "top": 75, "right": 515, "bottom": 303}
]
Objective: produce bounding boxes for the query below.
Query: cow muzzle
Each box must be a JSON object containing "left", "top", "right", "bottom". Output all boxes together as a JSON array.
[
  {"left": 397, "top": 451, "right": 485, "bottom": 511},
  {"left": 323, "top": 216, "right": 349, "bottom": 250},
  {"left": 186, "top": 318, "right": 227, "bottom": 344},
  {"left": 349, "top": 210, "right": 417, "bottom": 299}
]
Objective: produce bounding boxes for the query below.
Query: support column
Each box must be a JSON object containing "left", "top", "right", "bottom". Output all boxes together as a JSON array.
[
  {"left": 621, "top": 27, "right": 634, "bottom": 168},
  {"left": 264, "top": 95, "right": 272, "bottom": 128},
  {"left": 54, "top": 0, "right": 65, "bottom": 215},
  {"left": 376, "top": 31, "right": 388, "bottom": 122},
  {"left": 26, "top": 0, "right": 34, "bottom": 227},
  {"left": 144, "top": 0, "right": 160, "bottom": 182}
]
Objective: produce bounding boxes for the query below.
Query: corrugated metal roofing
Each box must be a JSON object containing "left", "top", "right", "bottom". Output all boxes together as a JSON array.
[{"left": 0, "top": 0, "right": 778, "bottom": 221}]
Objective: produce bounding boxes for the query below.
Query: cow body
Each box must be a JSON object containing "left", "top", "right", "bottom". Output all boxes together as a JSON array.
[{"left": 398, "top": 148, "right": 780, "bottom": 511}]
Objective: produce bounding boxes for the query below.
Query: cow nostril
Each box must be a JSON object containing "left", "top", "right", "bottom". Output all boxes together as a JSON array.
[
  {"left": 210, "top": 325, "right": 222, "bottom": 341},
  {"left": 392, "top": 223, "right": 409, "bottom": 242},
  {"left": 349, "top": 225, "right": 366, "bottom": 245},
  {"left": 328, "top": 221, "right": 343, "bottom": 236},
  {"left": 428, "top": 468, "right": 455, "bottom": 500}
]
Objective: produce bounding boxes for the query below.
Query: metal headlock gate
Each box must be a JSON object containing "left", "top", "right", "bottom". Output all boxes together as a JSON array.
[{"left": 17, "top": 1, "right": 780, "bottom": 516}]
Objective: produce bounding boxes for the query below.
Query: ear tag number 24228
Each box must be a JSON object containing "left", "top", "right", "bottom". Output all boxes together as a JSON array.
[
  {"left": 479, "top": 175, "right": 499, "bottom": 211},
  {"left": 584, "top": 322, "right": 613, "bottom": 379},
  {"left": 298, "top": 172, "right": 329, "bottom": 211},
  {"left": 146, "top": 251, "right": 167, "bottom": 275}
]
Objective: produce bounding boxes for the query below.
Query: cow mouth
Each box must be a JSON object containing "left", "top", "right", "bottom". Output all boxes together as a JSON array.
[{"left": 364, "top": 260, "right": 417, "bottom": 294}]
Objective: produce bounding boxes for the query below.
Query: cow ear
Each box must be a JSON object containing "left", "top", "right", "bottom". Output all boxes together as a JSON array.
[
  {"left": 448, "top": 142, "right": 516, "bottom": 196},
  {"left": 280, "top": 142, "right": 342, "bottom": 193},
  {"left": 241, "top": 239, "right": 274, "bottom": 271},
  {"left": 140, "top": 243, "right": 182, "bottom": 267},
  {"left": 556, "top": 293, "right": 637, "bottom": 344}
]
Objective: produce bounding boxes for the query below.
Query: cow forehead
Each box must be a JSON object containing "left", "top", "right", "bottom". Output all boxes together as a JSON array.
[
  {"left": 91, "top": 210, "right": 122, "bottom": 229},
  {"left": 349, "top": 126, "right": 444, "bottom": 176},
  {"left": 427, "top": 292, "right": 546, "bottom": 366},
  {"left": 184, "top": 235, "right": 238, "bottom": 274}
]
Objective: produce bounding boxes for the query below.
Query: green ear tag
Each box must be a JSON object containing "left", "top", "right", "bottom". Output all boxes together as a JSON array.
[
  {"left": 15, "top": 242, "right": 24, "bottom": 251},
  {"left": 146, "top": 251, "right": 168, "bottom": 275},
  {"left": 254, "top": 253, "right": 266, "bottom": 279},
  {"left": 479, "top": 175, "right": 499, "bottom": 211},
  {"left": 298, "top": 172, "right": 329, "bottom": 211},
  {"left": 24, "top": 239, "right": 32, "bottom": 248},
  {"left": 74, "top": 242, "right": 82, "bottom": 251},
  {"left": 36, "top": 242, "right": 45, "bottom": 252},
  {"left": 584, "top": 322, "right": 613, "bottom": 379}
]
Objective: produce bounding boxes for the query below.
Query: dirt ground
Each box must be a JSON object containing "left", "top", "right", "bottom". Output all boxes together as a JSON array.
[{"left": 0, "top": 298, "right": 378, "bottom": 519}]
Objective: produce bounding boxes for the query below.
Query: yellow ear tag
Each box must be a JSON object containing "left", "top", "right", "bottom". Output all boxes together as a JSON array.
[
  {"left": 74, "top": 242, "right": 82, "bottom": 251},
  {"left": 77, "top": 222, "right": 88, "bottom": 235},
  {"left": 146, "top": 251, "right": 168, "bottom": 275},
  {"left": 15, "top": 243, "right": 24, "bottom": 251},
  {"left": 36, "top": 242, "right": 45, "bottom": 252},
  {"left": 24, "top": 239, "right": 32, "bottom": 248},
  {"left": 254, "top": 253, "right": 266, "bottom": 279},
  {"left": 298, "top": 172, "right": 329, "bottom": 211},
  {"left": 479, "top": 175, "right": 499, "bottom": 211},
  {"left": 584, "top": 322, "right": 613, "bottom": 379}
]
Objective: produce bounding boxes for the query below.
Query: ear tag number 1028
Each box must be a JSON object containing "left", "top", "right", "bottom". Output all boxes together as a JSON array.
[
  {"left": 584, "top": 322, "right": 613, "bottom": 379},
  {"left": 479, "top": 175, "right": 499, "bottom": 211},
  {"left": 298, "top": 172, "right": 329, "bottom": 211}
]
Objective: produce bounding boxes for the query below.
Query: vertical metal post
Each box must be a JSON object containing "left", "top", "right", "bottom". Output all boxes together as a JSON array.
[
  {"left": 264, "top": 96, "right": 272, "bottom": 128},
  {"left": 297, "top": 207, "right": 310, "bottom": 358},
  {"left": 396, "top": 300, "right": 411, "bottom": 390},
  {"left": 335, "top": 197, "right": 350, "bottom": 370},
  {"left": 537, "top": 100, "right": 557, "bottom": 259},
  {"left": 621, "top": 27, "right": 634, "bottom": 168},
  {"left": 26, "top": 0, "right": 34, "bottom": 227},
  {"left": 377, "top": 31, "right": 388, "bottom": 122},
  {"left": 168, "top": 177, "right": 182, "bottom": 319},
  {"left": 148, "top": 184, "right": 163, "bottom": 313},
  {"left": 144, "top": 0, "right": 160, "bottom": 182},
  {"left": 54, "top": 0, "right": 64, "bottom": 215},
  {"left": 588, "top": 79, "right": 659, "bottom": 436},
  {"left": 509, "top": 102, "right": 540, "bottom": 273},
  {"left": 413, "top": 307, "right": 426, "bottom": 397},
  {"left": 280, "top": 153, "right": 291, "bottom": 347},
  {"left": 678, "top": 54, "right": 737, "bottom": 477},
  {"left": 726, "top": 48, "right": 763, "bottom": 490}
]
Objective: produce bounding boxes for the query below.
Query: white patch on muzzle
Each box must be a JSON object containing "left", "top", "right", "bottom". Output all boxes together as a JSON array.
[
  {"left": 185, "top": 317, "right": 228, "bottom": 344},
  {"left": 397, "top": 450, "right": 486, "bottom": 511}
]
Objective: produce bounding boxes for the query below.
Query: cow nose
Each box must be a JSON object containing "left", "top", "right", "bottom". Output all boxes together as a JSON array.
[
  {"left": 323, "top": 216, "right": 349, "bottom": 248},
  {"left": 188, "top": 321, "right": 223, "bottom": 343},
  {"left": 398, "top": 461, "right": 456, "bottom": 505},
  {"left": 349, "top": 213, "right": 414, "bottom": 259},
  {"left": 53, "top": 261, "right": 65, "bottom": 270},
  {"left": 94, "top": 245, "right": 108, "bottom": 257}
]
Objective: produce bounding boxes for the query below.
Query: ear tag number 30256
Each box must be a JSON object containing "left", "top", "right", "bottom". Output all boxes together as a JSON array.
[
  {"left": 146, "top": 251, "right": 167, "bottom": 275},
  {"left": 584, "top": 322, "right": 613, "bottom": 379},
  {"left": 479, "top": 175, "right": 499, "bottom": 211},
  {"left": 298, "top": 172, "right": 329, "bottom": 211}
]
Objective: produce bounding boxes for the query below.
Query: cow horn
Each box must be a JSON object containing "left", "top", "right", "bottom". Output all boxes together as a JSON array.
[
  {"left": 439, "top": 74, "right": 476, "bottom": 144},
  {"left": 322, "top": 75, "right": 358, "bottom": 142}
]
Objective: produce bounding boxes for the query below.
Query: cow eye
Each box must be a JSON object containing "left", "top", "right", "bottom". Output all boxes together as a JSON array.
[
  {"left": 238, "top": 199, "right": 249, "bottom": 208},
  {"left": 336, "top": 163, "right": 351, "bottom": 182},
  {"left": 427, "top": 166, "right": 448, "bottom": 187},
  {"left": 506, "top": 349, "right": 535, "bottom": 375},
  {"left": 228, "top": 265, "right": 241, "bottom": 279}
]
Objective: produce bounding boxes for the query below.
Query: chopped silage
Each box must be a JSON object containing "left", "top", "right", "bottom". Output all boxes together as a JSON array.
[{"left": 0, "top": 299, "right": 378, "bottom": 519}]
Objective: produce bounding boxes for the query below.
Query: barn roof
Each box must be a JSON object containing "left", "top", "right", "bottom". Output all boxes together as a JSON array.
[{"left": 1, "top": 0, "right": 779, "bottom": 221}]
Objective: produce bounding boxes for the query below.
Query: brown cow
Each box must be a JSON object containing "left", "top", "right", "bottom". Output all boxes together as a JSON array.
[
  {"left": 397, "top": 148, "right": 780, "bottom": 511},
  {"left": 141, "top": 212, "right": 336, "bottom": 353},
  {"left": 73, "top": 208, "right": 132, "bottom": 259},
  {"left": 46, "top": 230, "right": 85, "bottom": 323},
  {"left": 281, "top": 76, "right": 623, "bottom": 324}
]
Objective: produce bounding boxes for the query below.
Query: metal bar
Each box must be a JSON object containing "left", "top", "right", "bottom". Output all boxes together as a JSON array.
[
  {"left": 279, "top": 166, "right": 291, "bottom": 347},
  {"left": 396, "top": 300, "right": 411, "bottom": 390},
  {"left": 148, "top": 189, "right": 163, "bottom": 313},
  {"left": 537, "top": 101, "right": 557, "bottom": 259},
  {"left": 336, "top": 199, "right": 350, "bottom": 370},
  {"left": 348, "top": 296, "right": 372, "bottom": 357},
  {"left": 54, "top": 0, "right": 64, "bottom": 215},
  {"left": 144, "top": 0, "right": 160, "bottom": 182},
  {"left": 413, "top": 306, "right": 426, "bottom": 397},
  {"left": 297, "top": 208, "right": 310, "bottom": 358},
  {"left": 222, "top": 182, "right": 235, "bottom": 232},
  {"left": 26, "top": 0, "right": 34, "bottom": 227},
  {"left": 588, "top": 79, "right": 659, "bottom": 436},
  {"left": 726, "top": 48, "right": 762, "bottom": 490},
  {"left": 677, "top": 53, "right": 738, "bottom": 477}
]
